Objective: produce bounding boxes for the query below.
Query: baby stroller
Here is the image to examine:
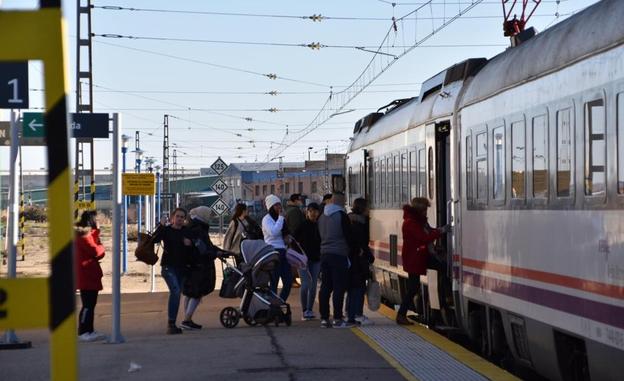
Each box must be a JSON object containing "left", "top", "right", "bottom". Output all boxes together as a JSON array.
[{"left": 218, "top": 240, "right": 292, "bottom": 328}]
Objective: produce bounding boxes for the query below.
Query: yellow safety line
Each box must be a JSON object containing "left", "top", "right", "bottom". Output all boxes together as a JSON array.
[
  {"left": 351, "top": 327, "right": 420, "bottom": 381},
  {"left": 377, "top": 305, "right": 520, "bottom": 381}
]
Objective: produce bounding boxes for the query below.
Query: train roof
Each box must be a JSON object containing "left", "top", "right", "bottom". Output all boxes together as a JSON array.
[
  {"left": 460, "top": 0, "right": 624, "bottom": 108},
  {"left": 349, "top": 58, "right": 485, "bottom": 151}
]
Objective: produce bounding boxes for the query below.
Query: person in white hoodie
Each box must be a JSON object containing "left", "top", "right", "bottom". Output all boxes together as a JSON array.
[{"left": 262, "top": 194, "right": 293, "bottom": 301}]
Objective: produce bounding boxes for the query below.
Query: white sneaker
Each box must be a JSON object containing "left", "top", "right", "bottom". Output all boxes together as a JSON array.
[
  {"left": 355, "top": 315, "right": 374, "bottom": 326},
  {"left": 78, "top": 332, "right": 98, "bottom": 342},
  {"left": 88, "top": 331, "right": 106, "bottom": 341}
]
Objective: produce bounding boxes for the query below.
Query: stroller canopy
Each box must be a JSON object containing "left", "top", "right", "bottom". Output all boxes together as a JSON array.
[{"left": 241, "top": 240, "right": 278, "bottom": 265}]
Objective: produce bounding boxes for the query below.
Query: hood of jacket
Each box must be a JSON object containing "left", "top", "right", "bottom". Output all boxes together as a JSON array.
[
  {"left": 323, "top": 203, "right": 344, "bottom": 216},
  {"left": 403, "top": 205, "right": 426, "bottom": 224}
]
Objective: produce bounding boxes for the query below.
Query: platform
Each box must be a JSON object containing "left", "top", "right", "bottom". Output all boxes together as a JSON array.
[{"left": 0, "top": 292, "right": 517, "bottom": 381}]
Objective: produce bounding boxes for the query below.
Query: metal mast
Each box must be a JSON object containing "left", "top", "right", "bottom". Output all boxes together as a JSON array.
[
  {"left": 75, "top": 0, "right": 95, "bottom": 217},
  {"left": 162, "top": 114, "right": 170, "bottom": 213}
]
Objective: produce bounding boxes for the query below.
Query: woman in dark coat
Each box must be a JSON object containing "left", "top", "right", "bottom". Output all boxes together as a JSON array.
[
  {"left": 74, "top": 210, "right": 106, "bottom": 341},
  {"left": 153, "top": 207, "right": 193, "bottom": 334},
  {"left": 180, "top": 206, "right": 221, "bottom": 330},
  {"left": 397, "top": 197, "right": 449, "bottom": 325},
  {"left": 347, "top": 198, "right": 374, "bottom": 325}
]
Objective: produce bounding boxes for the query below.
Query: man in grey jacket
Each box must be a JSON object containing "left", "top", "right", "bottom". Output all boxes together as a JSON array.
[{"left": 317, "top": 192, "right": 355, "bottom": 328}]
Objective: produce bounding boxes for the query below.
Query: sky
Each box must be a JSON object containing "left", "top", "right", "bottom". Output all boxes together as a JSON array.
[{"left": 0, "top": 0, "right": 601, "bottom": 171}]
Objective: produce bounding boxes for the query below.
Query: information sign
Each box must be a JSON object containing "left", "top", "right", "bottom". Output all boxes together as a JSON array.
[
  {"left": 210, "top": 157, "right": 229, "bottom": 175},
  {"left": 22, "top": 112, "right": 44, "bottom": 138},
  {"left": 211, "top": 178, "right": 228, "bottom": 195},
  {"left": 0, "top": 62, "right": 29, "bottom": 109},
  {"left": 122, "top": 173, "right": 155, "bottom": 196},
  {"left": 211, "top": 198, "right": 229, "bottom": 216},
  {"left": 71, "top": 113, "right": 109, "bottom": 138},
  {"left": 0, "top": 278, "right": 49, "bottom": 329}
]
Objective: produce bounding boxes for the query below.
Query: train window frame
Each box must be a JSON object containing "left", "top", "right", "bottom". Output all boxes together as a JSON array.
[
  {"left": 510, "top": 117, "right": 527, "bottom": 207},
  {"left": 465, "top": 133, "right": 473, "bottom": 205},
  {"left": 401, "top": 152, "right": 409, "bottom": 204},
  {"left": 491, "top": 124, "right": 506, "bottom": 205},
  {"left": 418, "top": 148, "right": 426, "bottom": 197},
  {"left": 618, "top": 92, "right": 624, "bottom": 198},
  {"left": 554, "top": 103, "right": 575, "bottom": 202},
  {"left": 394, "top": 154, "right": 400, "bottom": 205},
  {"left": 428, "top": 147, "right": 434, "bottom": 200},
  {"left": 409, "top": 149, "right": 418, "bottom": 200},
  {"left": 474, "top": 127, "right": 488, "bottom": 208},
  {"left": 583, "top": 93, "right": 607, "bottom": 203},
  {"left": 531, "top": 112, "right": 549, "bottom": 204}
]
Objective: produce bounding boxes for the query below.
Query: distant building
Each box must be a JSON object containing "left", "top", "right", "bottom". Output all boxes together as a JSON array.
[{"left": 202, "top": 155, "right": 345, "bottom": 213}]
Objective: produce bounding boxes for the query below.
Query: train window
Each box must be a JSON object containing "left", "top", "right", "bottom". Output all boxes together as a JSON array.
[
  {"left": 533, "top": 115, "right": 548, "bottom": 198},
  {"left": 466, "top": 136, "right": 473, "bottom": 201},
  {"left": 428, "top": 147, "right": 434, "bottom": 199},
  {"left": 410, "top": 151, "right": 417, "bottom": 199},
  {"left": 348, "top": 167, "right": 353, "bottom": 198},
  {"left": 492, "top": 126, "right": 505, "bottom": 200},
  {"left": 401, "top": 153, "right": 409, "bottom": 203},
  {"left": 476, "top": 132, "right": 488, "bottom": 202},
  {"left": 387, "top": 157, "right": 393, "bottom": 204},
  {"left": 381, "top": 159, "right": 386, "bottom": 205},
  {"left": 511, "top": 121, "right": 526, "bottom": 199},
  {"left": 418, "top": 149, "right": 426, "bottom": 196},
  {"left": 618, "top": 93, "right": 624, "bottom": 194},
  {"left": 375, "top": 160, "right": 381, "bottom": 206},
  {"left": 556, "top": 108, "right": 573, "bottom": 197},
  {"left": 394, "top": 155, "right": 400, "bottom": 203},
  {"left": 584, "top": 99, "right": 606, "bottom": 196}
]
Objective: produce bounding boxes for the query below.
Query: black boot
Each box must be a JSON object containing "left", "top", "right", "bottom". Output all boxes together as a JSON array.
[{"left": 167, "top": 321, "right": 182, "bottom": 335}]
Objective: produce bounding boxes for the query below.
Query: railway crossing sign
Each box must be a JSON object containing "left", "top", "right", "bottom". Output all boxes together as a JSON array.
[
  {"left": 0, "top": 62, "right": 29, "bottom": 109},
  {"left": 211, "top": 198, "right": 229, "bottom": 216},
  {"left": 211, "top": 178, "right": 228, "bottom": 195},
  {"left": 210, "top": 157, "right": 228, "bottom": 175}
]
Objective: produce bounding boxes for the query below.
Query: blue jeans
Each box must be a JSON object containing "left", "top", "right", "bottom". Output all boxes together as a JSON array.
[
  {"left": 270, "top": 249, "right": 293, "bottom": 301},
  {"left": 319, "top": 254, "right": 349, "bottom": 321},
  {"left": 161, "top": 266, "right": 186, "bottom": 322},
  {"left": 347, "top": 286, "right": 366, "bottom": 321},
  {"left": 299, "top": 260, "right": 321, "bottom": 313}
]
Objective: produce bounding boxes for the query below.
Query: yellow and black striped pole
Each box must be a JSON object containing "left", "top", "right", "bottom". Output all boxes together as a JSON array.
[
  {"left": 90, "top": 179, "right": 96, "bottom": 210},
  {"left": 0, "top": 3, "right": 77, "bottom": 380},
  {"left": 74, "top": 180, "right": 79, "bottom": 221}
]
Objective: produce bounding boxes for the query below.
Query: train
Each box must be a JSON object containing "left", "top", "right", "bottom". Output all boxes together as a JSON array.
[{"left": 343, "top": 1, "right": 624, "bottom": 380}]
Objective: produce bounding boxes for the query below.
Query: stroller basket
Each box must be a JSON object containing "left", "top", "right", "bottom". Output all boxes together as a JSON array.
[{"left": 219, "top": 267, "right": 244, "bottom": 299}]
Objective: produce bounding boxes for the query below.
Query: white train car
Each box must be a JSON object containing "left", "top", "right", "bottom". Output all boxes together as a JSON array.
[{"left": 345, "top": 1, "right": 624, "bottom": 380}]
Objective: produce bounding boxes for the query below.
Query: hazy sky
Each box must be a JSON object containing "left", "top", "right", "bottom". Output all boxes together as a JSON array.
[{"left": 0, "top": 0, "right": 599, "bottom": 170}]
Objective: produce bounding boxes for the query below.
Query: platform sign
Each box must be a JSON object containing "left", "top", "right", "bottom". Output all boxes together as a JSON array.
[
  {"left": 122, "top": 173, "right": 155, "bottom": 196},
  {"left": 22, "top": 112, "right": 44, "bottom": 138},
  {"left": 70, "top": 113, "right": 109, "bottom": 138},
  {"left": 211, "top": 178, "right": 228, "bottom": 195},
  {"left": 159, "top": 192, "right": 176, "bottom": 199},
  {"left": 0, "top": 278, "right": 49, "bottom": 329},
  {"left": 210, "top": 157, "right": 228, "bottom": 175},
  {"left": 0, "top": 62, "right": 29, "bottom": 109},
  {"left": 211, "top": 198, "right": 229, "bottom": 216}
]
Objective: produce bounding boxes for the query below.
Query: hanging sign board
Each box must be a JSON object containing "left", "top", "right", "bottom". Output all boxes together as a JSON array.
[{"left": 0, "top": 62, "right": 29, "bottom": 109}]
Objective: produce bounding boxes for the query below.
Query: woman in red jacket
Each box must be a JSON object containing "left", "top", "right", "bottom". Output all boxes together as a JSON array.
[
  {"left": 397, "top": 197, "right": 449, "bottom": 325},
  {"left": 74, "top": 211, "right": 106, "bottom": 341}
]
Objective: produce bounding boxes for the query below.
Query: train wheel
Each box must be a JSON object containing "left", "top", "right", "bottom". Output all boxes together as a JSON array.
[{"left": 220, "top": 307, "right": 240, "bottom": 329}]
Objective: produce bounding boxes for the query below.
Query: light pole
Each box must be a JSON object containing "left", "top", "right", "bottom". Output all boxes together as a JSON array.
[
  {"left": 121, "top": 134, "right": 130, "bottom": 274},
  {"left": 155, "top": 165, "right": 162, "bottom": 223},
  {"left": 134, "top": 149, "right": 144, "bottom": 242}
]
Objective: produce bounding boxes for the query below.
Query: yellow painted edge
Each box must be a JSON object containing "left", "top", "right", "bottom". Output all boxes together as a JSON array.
[
  {"left": 351, "top": 327, "right": 420, "bottom": 381},
  {"left": 378, "top": 305, "right": 521, "bottom": 381}
]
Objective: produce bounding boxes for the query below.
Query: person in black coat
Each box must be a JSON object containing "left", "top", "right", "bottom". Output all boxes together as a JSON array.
[
  {"left": 294, "top": 202, "right": 322, "bottom": 320},
  {"left": 347, "top": 198, "right": 374, "bottom": 325},
  {"left": 180, "top": 206, "right": 222, "bottom": 330}
]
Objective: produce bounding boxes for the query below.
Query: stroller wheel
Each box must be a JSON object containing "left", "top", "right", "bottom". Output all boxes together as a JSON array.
[
  {"left": 243, "top": 315, "right": 258, "bottom": 327},
  {"left": 284, "top": 312, "right": 292, "bottom": 327},
  {"left": 220, "top": 307, "right": 240, "bottom": 329}
]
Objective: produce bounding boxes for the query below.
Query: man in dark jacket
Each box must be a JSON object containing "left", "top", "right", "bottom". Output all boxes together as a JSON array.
[
  {"left": 284, "top": 193, "right": 305, "bottom": 234},
  {"left": 294, "top": 202, "right": 322, "bottom": 320},
  {"left": 317, "top": 192, "right": 355, "bottom": 328}
]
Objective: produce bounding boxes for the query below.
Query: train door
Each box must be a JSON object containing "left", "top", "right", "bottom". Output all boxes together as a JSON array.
[{"left": 425, "top": 121, "right": 453, "bottom": 326}]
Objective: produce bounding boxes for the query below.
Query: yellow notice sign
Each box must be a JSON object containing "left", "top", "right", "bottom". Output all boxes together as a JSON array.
[
  {"left": 123, "top": 173, "right": 155, "bottom": 195},
  {"left": 0, "top": 278, "right": 49, "bottom": 329},
  {"left": 74, "top": 201, "right": 95, "bottom": 210}
]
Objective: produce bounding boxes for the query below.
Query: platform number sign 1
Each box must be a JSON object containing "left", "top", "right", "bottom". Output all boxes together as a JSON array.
[{"left": 0, "top": 62, "right": 29, "bottom": 109}]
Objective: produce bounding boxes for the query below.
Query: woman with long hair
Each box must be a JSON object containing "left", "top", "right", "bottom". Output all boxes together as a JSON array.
[
  {"left": 223, "top": 203, "right": 262, "bottom": 263},
  {"left": 153, "top": 207, "right": 193, "bottom": 334},
  {"left": 74, "top": 210, "right": 106, "bottom": 341}
]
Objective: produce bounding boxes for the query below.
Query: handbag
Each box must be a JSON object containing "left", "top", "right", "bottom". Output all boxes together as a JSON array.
[
  {"left": 366, "top": 265, "right": 381, "bottom": 311},
  {"left": 135, "top": 232, "right": 158, "bottom": 265},
  {"left": 286, "top": 238, "right": 308, "bottom": 269}
]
